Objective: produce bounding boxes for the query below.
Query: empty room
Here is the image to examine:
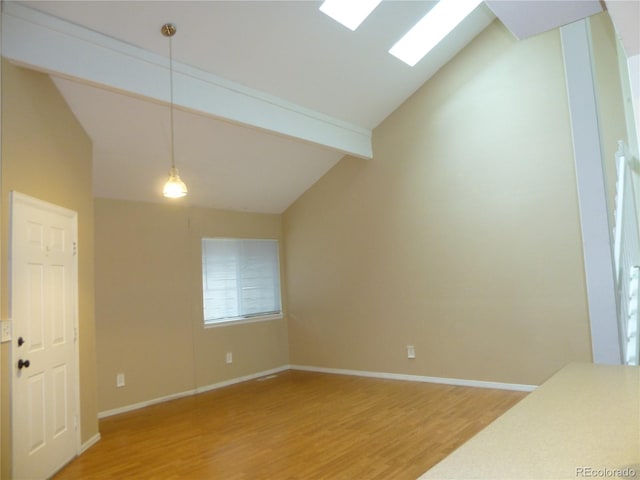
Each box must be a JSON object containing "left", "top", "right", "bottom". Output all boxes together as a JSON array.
[{"left": 1, "top": 1, "right": 639, "bottom": 479}]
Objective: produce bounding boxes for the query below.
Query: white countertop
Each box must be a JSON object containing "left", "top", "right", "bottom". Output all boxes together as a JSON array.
[{"left": 419, "top": 363, "right": 640, "bottom": 480}]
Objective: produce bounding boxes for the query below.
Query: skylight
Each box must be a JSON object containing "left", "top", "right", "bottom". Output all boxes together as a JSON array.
[
  {"left": 319, "top": 0, "right": 383, "bottom": 31},
  {"left": 389, "top": 0, "right": 484, "bottom": 66}
]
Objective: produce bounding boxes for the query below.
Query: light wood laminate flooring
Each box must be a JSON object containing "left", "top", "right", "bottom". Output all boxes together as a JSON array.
[{"left": 54, "top": 370, "right": 527, "bottom": 479}]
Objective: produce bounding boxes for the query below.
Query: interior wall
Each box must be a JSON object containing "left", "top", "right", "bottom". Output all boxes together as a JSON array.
[
  {"left": 589, "top": 12, "right": 633, "bottom": 221},
  {"left": 0, "top": 60, "right": 98, "bottom": 477},
  {"left": 94, "top": 198, "right": 289, "bottom": 413},
  {"left": 283, "top": 20, "right": 592, "bottom": 387}
]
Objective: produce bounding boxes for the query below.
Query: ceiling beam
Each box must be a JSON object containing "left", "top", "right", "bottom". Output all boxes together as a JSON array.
[
  {"left": 604, "top": 0, "right": 640, "bottom": 57},
  {"left": 485, "top": 0, "right": 602, "bottom": 40},
  {"left": 1, "top": 3, "right": 372, "bottom": 159}
]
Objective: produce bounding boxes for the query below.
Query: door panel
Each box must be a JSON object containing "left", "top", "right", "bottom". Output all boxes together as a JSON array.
[
  {"left": 27, "top": 373, "right": 46, "bottom": 453},
  {"left": 52, "top": 364, "right": 69, "bottom": 437},
  {"left": 51, "top": 264, "right": 66, "bottom": 345},
  {"left": 27, "top": 263, "right": 45, "bottom": 351}
]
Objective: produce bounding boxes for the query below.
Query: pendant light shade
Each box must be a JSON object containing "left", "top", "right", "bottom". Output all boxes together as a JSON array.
[
  {"left": 163, "top": 166, "right": 188, "bottom": 198},
  {"left": 161, "top": 22, "right": 188, "bottom": 199}
]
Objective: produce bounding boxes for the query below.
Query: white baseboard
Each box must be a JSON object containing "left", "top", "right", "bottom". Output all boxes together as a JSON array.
[
  {"left": 195, "top": 365, "right": 290, "bottom": 394},
  {"left": 290, "top": 364, "right": 538, "bottom": 392},
  {"left": 98, "top": 365, "right": 291, "bottom": 419},
  {"left": 79, "top": 432, "right": 101, "bottom": 454},
  {"left": 98, "top": 364, "right": 536, "bottom": 419},
  {"left": 98, "top": 388, "right": 197, "bottom": 419}
]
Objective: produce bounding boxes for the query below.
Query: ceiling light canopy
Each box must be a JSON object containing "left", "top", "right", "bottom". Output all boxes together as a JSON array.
[
  {"left": 319, "top": 0, "right": 382, "bottom": 31},
  {"left": 161, "top": 22, "right": 188, "bottom": 199},
  {"left": 389, "top": 0, "right": 484, "bottom": 66}
]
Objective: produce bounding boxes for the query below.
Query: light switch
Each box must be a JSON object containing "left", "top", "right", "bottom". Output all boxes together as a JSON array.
[{"left": 1, "top": 320, "right": 11, "bottom": 343}]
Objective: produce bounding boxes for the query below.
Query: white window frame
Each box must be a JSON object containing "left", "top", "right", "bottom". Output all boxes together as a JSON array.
[{"left": 201, "top": 237, "right": 283, "bottom": 327}]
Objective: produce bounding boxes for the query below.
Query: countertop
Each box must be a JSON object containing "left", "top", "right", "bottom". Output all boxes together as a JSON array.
[{"left": 419, "top": 362, "right": 640, "bottom": 480}]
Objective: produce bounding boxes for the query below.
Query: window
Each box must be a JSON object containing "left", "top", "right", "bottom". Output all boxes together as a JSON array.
[{"left": 202, "top": 238, "right": 282, "bottom": 325}]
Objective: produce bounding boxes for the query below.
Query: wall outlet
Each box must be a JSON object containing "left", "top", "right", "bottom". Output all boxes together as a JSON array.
[
  {"left": 1, "top": 320, "right": 11, "bottom": 343},
  {"left": 116, "top": 373, "right": 125, "bottom": 388},
  {"left": 226, "top": 352, "right": 233, "bottom": 364},
  {"left": 407, "top": 345, "right": 416, "bottom": 359}
]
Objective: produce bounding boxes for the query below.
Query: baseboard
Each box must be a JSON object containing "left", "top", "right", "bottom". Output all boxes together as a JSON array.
[
  {"left": 290, "top": 364, "right": 538, "bottom": 392},
  {"left": 98, "top": 365, "right": 291, "bottom": 419},
  {"left": 98, "top": 364, "right": 535, "bottom": 419},
  {"left": 79, "top": 432, "right": 101, "bottom": 454},
  {"left": 99, "top": 388, "right": 198, "bottom": 419},
  {"left": 195, "top": 365, "right": 290, "bottom": 394}
]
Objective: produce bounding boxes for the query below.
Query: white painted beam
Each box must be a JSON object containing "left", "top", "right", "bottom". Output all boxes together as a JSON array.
[
  {"left": 604, "top": 0, "right": 640, "bottom": 57},
  {"left": 486, "top": 0, "right": 602, "bottom": 40},
  {"left": 561, "top": 19, "right": 622, "bottom": 365},
  {"left": 1, "top": 3, "right": 372, "bottom": 159}
]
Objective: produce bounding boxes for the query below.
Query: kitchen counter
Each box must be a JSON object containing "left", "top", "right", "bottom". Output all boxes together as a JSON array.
[{"left": 419, "top": 363, "right": 640, "bottom": 480}]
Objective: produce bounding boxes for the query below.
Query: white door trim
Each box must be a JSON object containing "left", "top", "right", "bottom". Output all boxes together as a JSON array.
[{"left": 10, "top": 191, "right": 81, "bottom": 476}]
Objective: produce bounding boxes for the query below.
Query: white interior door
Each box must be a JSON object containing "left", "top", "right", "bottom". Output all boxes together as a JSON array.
[{"left": 11, "top": 192, "right": 79, "bottom": 479}]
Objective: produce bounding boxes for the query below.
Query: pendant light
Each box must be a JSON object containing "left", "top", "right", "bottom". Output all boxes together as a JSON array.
[{"left": 161, "top": 22, "right": 188, "bottom": 199}]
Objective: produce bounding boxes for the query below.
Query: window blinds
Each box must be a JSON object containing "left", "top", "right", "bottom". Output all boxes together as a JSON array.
[{"left": 202, "top": 238, "right": 282, "bottom": 323}]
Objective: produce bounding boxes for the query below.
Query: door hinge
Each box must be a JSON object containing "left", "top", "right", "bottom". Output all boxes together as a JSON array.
[
  {"left": 74, "top": 327, "right": 78, "bottom": 342},
  {"left": 73, "top": 241, "right": 78, "bottom": 256}
]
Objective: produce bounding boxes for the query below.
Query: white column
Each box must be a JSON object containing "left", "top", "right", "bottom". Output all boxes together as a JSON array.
[{"left": 561, "top": 19, "right": 622, "bottom": 365}]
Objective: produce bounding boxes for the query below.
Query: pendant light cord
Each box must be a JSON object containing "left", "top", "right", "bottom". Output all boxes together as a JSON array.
[
  {"left": 161, "top": 22, "right": 187, "bottom": 198},
  {"left": 169, "top": 34, "right": 176, "bottom": 170}
]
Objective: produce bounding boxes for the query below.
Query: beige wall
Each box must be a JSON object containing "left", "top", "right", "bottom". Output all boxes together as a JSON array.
[
  {"left": 590, "top": 12, "right": 632, "bottom": 220},
  {"left": 94, "top": 199, "right": 289, "bottom": 412},
  {"left": 283, "top": 20, "right": 593, "bottom": 386},
  {"left": 0, "top": 61, "right": 98, "bottom": 477}
]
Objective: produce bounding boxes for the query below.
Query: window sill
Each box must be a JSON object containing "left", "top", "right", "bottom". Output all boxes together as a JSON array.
[{"left": 204, "top": 313, "right": 283, "bottom": 329}]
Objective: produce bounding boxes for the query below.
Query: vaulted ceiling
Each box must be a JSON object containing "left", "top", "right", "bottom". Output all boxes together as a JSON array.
[{"left": 3, "top": 0, "right": 621, "bottom": 213}]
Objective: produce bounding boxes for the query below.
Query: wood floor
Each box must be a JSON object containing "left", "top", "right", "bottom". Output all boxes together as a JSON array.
[{"left": 54, "top": 370, "right": 527, "bottom": 480}]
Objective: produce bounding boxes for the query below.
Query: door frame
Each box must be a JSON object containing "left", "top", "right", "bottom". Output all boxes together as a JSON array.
[{"left": 9, "top": 191, "right": 81, "bottom": 475}]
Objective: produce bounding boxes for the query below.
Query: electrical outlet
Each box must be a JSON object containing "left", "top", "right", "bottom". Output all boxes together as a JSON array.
[
  {"left": 407, "top": 345, "right": 416, "bottom": 359},
  {"left": 1, "top": 320, "right": 11, "bottom": 343},
  {"left": 226, "top": 352, "right": 233, "bottom": 364},
  {"left": 116, "top": 373, "right": 125, "bottom": 388}
]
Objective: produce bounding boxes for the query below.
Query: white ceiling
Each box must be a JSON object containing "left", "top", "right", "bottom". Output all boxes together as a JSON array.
[{"left": 4, "top": 0, "right": 613, "bottom": 213}]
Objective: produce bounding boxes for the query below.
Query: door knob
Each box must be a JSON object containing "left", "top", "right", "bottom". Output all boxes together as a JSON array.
[
  {"left": 17, "top": 337, "right": 25, "bottom": 347},
  {"left": 18, "top": 359, "right": 30, "bottom": 370}
]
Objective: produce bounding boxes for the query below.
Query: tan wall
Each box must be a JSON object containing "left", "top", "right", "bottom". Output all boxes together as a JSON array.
[
  {"left": 589, "top": 12, "right": 633, "bottom": 218},
  {"left": 94, "top": 198, "right": 289, "bottom": 412},
  {"left": 0, "top": 61, "right": 98, "bottom": 477},
  {"left": 283, "top": 20, "right": 593, "bottom": 386}
]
